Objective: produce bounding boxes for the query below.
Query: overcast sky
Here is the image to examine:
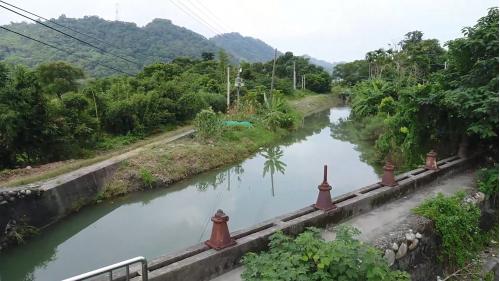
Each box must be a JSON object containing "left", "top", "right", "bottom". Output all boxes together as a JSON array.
[{"left": 0, "top": 0, "right": 497, "bottom": 62}]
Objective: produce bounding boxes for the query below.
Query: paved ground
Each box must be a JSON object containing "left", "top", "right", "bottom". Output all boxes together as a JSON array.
[{"left": 211, "top": 170, "right": 476, "bottom": 281}]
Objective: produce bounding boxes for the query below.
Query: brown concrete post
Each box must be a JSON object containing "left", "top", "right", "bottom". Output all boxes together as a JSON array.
[
  {"left": 314, "top": 165, "right": 336, "bottom": 211},
  {"left": 205, "top": 209, "right": 236, "bottom": 250},
  {"left": 425, "top": 150, "right": 438, "bottom": 170},
  {"left": 381, "top": 160, "right": 397, "bottom": 186}
]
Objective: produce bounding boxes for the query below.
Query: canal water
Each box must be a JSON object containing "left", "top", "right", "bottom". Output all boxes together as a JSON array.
[{"left": 0, "top": 107, "right": 380, "bottom": 281}]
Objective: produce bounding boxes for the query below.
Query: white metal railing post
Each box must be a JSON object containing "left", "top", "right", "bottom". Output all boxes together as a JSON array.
[{"left": 62, "top": 256, "right": 148, "bottom": 281}]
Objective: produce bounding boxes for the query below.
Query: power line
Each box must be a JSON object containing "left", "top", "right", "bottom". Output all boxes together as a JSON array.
[
  {"left": 190, "top": 0, "right": 233, "bottom": 32},
  {"left": 0, "top": 0, "right": 124, "bottom": 51},
  {"left": 168, "top": 0, "right": 222, "bottom": 36},
  {"left": 0, "top": 3, "right": 142, "bottom": 67},
  {"left": 175, "top": 0, "right": 223, "bottom": 35},
  {"left": 0, "top": 26, "right": 134, "bottom": 76},
  {"left": 184, "top": 0, "right": 229, "bottom": 33}
]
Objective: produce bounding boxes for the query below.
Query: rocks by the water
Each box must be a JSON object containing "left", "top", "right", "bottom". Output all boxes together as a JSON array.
[
  {"left": 396, "top": 242, "right": 408, "bottom": 259},
  {"left": 409, "top": 239, "right": 419, "bottom": 250},
  {"left": 416, "top": 232, "right": 422, "bottom": 239},
  {"left": 384, "top": 249, "right": 396, "bottom": 266},
  {"left": 392, "top": 242, "right": 399, "bottom": 251},
  {"left": 405, "top": 232, "right": 416, "bottom": 241}
]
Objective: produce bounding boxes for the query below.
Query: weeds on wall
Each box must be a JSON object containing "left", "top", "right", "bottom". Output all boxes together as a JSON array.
[{"left": 241, "top": 226, "right": 410, "bottom": 281}]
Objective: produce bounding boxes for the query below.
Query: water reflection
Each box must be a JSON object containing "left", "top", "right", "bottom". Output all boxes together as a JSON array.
[
  {"left": 260, "top": 147, "right": 287, "bottom": 196},
  {"left": 0, "top": 107, "right": 381, "bottom": 281},
  {"left": 329, "top": 118, "right": 383, "bottom": 173}
]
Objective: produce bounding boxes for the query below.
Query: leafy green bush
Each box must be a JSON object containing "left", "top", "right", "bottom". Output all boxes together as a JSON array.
[
  {"left": 241, "top": 226, "right": 410, "bottom": 281},
  {"left": 477, "top": 166, "right": 499, "bottom": 204},
  {"left": 413, "top": 192, "right": 483, "bottom": 268},
  {"left": 198, "top": 92, "right": 227, "bottom": 113},
  {"left": 176, "top": 92, "right": 209, "bottom": 121},
  {"left": 194, "top": 108, "right": 223, "bottom": 141},
  {"left": 139, "top": 168, "right": 155, "bottom": 189}
]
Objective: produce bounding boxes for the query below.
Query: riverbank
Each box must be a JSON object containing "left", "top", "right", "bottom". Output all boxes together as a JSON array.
[
  {"left": 0, "top": 125, "right": 195, "bottom": 187},
  {"left": 101, "top": 94, "right": 340, "bottom": 198},
  {"left": 0, "top": 94, "right": 339, "bottom": 252}
]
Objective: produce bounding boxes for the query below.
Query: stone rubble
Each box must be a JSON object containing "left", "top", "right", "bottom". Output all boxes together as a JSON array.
[
  {"left": 0, "top": 187, "right": 43, "bottom": 206},
  {"left": 381, "top": 192, "right": 487, "bottom": 266}
]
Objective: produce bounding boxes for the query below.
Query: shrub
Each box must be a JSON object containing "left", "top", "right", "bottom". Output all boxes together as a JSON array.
[
  {"left": 198, "top": 92, "right": 227, "bottom": 113},
  {"left": 241, "top": 226, "right": 410, "bottom": 281},
  {"left": 477, "top": 166, "right": 499, "bottom": 204},
  {"left": 413, "top": 192, "right": 483, "bottom": 268},
  {"left": 176, "top": 92, "right": 209, "bottom": 121},
  {"left": 139, "top": 168, "right": 155, "bottom": 189},
  {"left": 194, "top": 108, "right": 223, "bottom": 141}
]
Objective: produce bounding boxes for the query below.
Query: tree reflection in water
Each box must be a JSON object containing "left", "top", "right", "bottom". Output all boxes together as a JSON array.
[{"left": 260, "top": 147, "right": 287, "bottom": 196}]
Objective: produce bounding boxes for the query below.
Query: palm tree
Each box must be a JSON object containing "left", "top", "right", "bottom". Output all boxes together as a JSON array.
[{"left": 261, "top": 147, "right": 287, "bottom": 196}]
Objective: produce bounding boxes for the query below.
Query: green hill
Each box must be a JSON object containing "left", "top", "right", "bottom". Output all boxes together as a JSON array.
[
  {"left": 210, "top": 32, "right": 277, "bottom": 62},
  {"left": 0, "top": 16, "right": 222, "bottom": 76}
]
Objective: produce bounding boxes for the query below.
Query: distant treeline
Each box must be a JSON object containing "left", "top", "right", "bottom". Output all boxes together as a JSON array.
[{"left": 0, "top": 51, "right": 331, "bottom": 169}]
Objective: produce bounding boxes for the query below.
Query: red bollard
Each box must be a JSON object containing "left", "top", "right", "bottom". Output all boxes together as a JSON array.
[
  {"left": 205, "top": 209, "right": 236, "bottom": 250},
  {"left": 314, "top": 165, "right": 336, "bottom": 211},
  {"left": 381, "top": 160, "right": 397, "bottom": 187},
  {"left": 425, "top": 150, "right": 438, "bottom": 170}
]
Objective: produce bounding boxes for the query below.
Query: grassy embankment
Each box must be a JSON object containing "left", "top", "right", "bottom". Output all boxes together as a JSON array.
[
  {"left": 0, "top": 126, "right": 195, "bottom": 187},
  {"left": 100, "top": 94, "right": 339, "bottom": 198}
]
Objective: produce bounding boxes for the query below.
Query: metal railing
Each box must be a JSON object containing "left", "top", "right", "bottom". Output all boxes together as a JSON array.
[{"left": 62, "top": 256, "right": 148, "bottom": 281}]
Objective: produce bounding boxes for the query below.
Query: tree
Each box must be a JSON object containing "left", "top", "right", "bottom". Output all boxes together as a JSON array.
[
  {"left": 332, "top": 60, "right": 369, "bottom": 85},
  {"left": 37, "top": 62, "right": 84, "bottom": 99},
  {"left": 0, "top": 66, "right": 48, "bottom": 167},
  {"left": 201, "top": 52, "right": 215, "bottom": 61}
]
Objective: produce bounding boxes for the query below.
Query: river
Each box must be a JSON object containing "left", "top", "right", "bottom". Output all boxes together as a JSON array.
[{"left": 0, "top": 107, "right": 380, "bottom": 281}]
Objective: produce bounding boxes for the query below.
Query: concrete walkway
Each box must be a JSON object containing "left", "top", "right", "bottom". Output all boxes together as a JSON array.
[{"left": 211, "top": 170, "right": 476, "bottom": 281}]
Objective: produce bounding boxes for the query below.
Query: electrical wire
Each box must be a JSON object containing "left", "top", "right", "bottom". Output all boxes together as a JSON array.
[
  {"left": 0, "top": 26, "right": 134, "bottom": 76},
  {"left": 184, "top": 0, "right": 229, "bottom": 33},
  {"left": 0, "top": 3, "right": 142, "bottom": 67},
  {"left": 0, "top": 0, "right": 123, "bottom": 51},
  {"left": 168, "top": 0, "right": 222, "bottom": 36}
]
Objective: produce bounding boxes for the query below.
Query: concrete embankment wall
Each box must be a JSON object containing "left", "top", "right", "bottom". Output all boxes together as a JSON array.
[
  {"left": 0, "top": 130, "right": 194, "bottom": 250},
  {"left": 120, "top": 154, "right": 481, "bottom": 281}
]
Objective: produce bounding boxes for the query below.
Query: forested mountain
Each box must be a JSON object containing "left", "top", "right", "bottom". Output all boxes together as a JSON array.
[
  {"left": 302, "top": 55, "right": 336, "bottom": 73},
  {"left": 0, "top": 15, "right": 335, "bottom": 77},
  {"left": 210, "top": 33, "right": 336, "bottom": 72},
  {"left": 0, "top": 16, "right": 222, "bottom": 76},
  {"left": 210, "top": 32, "right": 277, "bottom": 62}
]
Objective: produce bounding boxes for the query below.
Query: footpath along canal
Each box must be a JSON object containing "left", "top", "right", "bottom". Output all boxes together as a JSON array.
[{"left": 0, "top": 107, "right": 381, "bottom": 281}]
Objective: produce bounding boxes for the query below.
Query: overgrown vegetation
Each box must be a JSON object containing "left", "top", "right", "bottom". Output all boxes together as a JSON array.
[
  {"left": 332, "top": 8, "right": 498, "bottom": 168},
  {"left": 101, "top": 94, "right": 336, "bottom": 198},
  {"left": 413, "top": 192, "right": 489, "bottom": 269},
  {"left": 241, "top": 226, "right": 410, "bottom": 281},
  {"left": 477, "top": 166, "right": 499, "bottom": 205},
  {"left": 0, "top": 49, "right": 330, "bottom": 170}
]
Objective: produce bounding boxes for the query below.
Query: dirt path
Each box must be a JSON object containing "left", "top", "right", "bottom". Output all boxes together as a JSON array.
[{"left": 0, "top": 126, "right": 194, "bottom": 188}]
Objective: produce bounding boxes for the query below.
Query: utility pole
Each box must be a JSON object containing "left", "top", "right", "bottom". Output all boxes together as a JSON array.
[
  {"left": 293, "top": 61, "right": 296, "bottom": 90},
  {"left": 226, "top": 66, "right": 230, "bottom": 109},
  {"left": 234, "top": 67, "right": 244, "bottom": 111},
  {"left": 270, "top": 48, "right": 277, "bottom": 98}
]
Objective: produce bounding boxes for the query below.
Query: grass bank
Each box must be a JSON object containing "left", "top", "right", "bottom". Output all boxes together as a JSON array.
[
  {"left": 101, "top": 94, "right": 339, "bottom": 198},
  {"left": 0, "top": 126, "right": 195, "bottom": 187}
]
